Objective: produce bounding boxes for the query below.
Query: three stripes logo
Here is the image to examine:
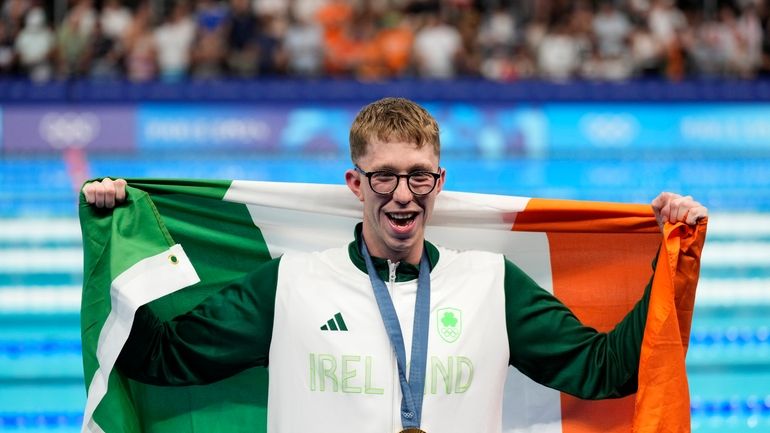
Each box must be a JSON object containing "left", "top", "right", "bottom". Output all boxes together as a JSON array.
[{"left": 320, "top": 312, "right": 348, "bottom": 331}]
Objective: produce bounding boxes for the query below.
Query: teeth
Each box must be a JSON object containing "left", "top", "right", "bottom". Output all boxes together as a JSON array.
[{"left": 388, "top": 213, "right": 415, "bottom": 220}]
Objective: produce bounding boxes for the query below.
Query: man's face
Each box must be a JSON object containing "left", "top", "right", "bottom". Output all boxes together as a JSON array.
[{"left": 345, "top": 140, "right": 445, "bottom": 265}]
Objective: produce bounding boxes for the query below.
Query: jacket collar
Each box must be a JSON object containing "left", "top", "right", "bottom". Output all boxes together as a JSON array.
[{"left": 347, "top": 223, "right": 439, "bottom": 282}]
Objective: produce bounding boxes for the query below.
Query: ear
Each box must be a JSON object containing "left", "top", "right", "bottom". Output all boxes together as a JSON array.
[
  {"left": 435, "top": 167, "right": 446, "bottom": 195},
  {"left": 345, "top": 169, "right": 365, "bottom": 202}
]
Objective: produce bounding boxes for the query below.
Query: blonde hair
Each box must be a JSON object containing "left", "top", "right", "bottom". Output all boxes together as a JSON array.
[{"left": 349, "top": 97, "right": 440, "bottom": 162}]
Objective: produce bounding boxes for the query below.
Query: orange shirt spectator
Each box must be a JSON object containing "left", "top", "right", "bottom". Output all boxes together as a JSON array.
[
  {"left": 376, "top": 15, "right": 414, "bottom": 76},
  {"left": 315, "top": 0, "right": 354, "bottom": 75}
]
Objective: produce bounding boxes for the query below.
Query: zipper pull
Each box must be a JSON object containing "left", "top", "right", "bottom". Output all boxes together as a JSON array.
[{"left": 387, "top": 260, "right": 398, "bottom": 284}]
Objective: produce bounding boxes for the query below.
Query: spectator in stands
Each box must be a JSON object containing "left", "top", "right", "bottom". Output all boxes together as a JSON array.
[
  {"left": 100, "top": 0, "right": 132, "bottom": 42},
  {"left": 88, "top": 18, "right": 123, "bottom": 79},
  {"left": 477, "top": 6, "right": 518, "bottom": 80},
  {"left": 413, "top": 12, "right": 462, "bottom": 78},
  {"left": 647, "top": 0, "right": 687, "bottom": 78},
  {"left": 253, "top": 0, "right": 289, "bottom": 19},
  {"left": 569, "top": 0, "right": 595, "bottom": 39},
  {"left": 581, "top": 43, "right": 633, "bottom": 81},
  {"left": 254, "top": 12, "right": 287, "bottom": 75},
  {"left": 477, "top": 5, "right": 517, "bottom": 54},
  {"left": 292, "top": 0, "right": 325, "bottom": 24},
  {"left": 351, "top": 10, "right": 387, "bottom": 80},
  {"left": 191, "top": 0, "right": 230, "bottom": 79},
  {"left": 283, "top": 7, "right": 323, "bottom": 76},
  {"left": 648, "top": 0, "right": 687, "bottom": 48},
  {"left": 3, "top": 0, "right": 770, "bottom": 82},
  {"left": 55, "top": 0, "right": 96, "bottom": 78},
  {"left": 593, "top": 1, "right": 631, "bottom": 58},
  {"left": 154, "top": 1, "right": 196, "bottom": 81},
  {"left": 376, "top": 11, "right": 415, "bottom": 77},
  {"left": 735, "top": 3, "right": 763, "bottom": 78},
  {"left": 197, "top": 0, "right": 229, "bottom": 32},
  {"left": 509, "top": 45, "right": 537, "bottom": 79},
  {"left": 2, "top": 0, "right": 31, "bottom": 37},
  {"left": 761, "top": 6, "right": 770, "bottom": 75},
  {"left": 316, "top": 0, "right": 355, "bottom": 76},
  {"left": 537, "top": 16, "right": 583, "bottom": 81},
  {"left": 629, "top": 21, "right": 663, "bottom": 77},
  {"left": 455, "top": 9, "right": 481, "bottom": 76},
  {"left": 122, "top": 2, "right": 156, "bottom": 82},
  {"left": 14, "top": 7, "right": 54, "bottom": 82},
  {"left": 0, "top": 20, "right": 16, "bottom": 75},
  {"left": 480, "top": 45, "right": 516, "bottom": 81},
  {"left": 682, "top": 10, "right": 721, "bottom": 77},
  {"left": 226, "top": 0, "right": 259, "bottom": 77}
]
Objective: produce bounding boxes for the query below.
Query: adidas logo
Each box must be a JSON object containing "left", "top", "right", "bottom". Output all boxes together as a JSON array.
[{"left": 320, "top": 312, "right": 348, "bottom": 331}]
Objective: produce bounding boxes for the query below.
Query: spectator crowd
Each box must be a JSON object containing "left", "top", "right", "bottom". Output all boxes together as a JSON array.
[{"left": 2, "top": 0, "right": 770, "bottom": 82}]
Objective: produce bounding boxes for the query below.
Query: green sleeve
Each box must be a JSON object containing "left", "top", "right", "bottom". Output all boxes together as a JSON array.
[
  {"left": 504, "top": 257, "right": 653, "bottom": 399},
  {"left": 117, "top": 257, "right": 281, "bottom": 386}
]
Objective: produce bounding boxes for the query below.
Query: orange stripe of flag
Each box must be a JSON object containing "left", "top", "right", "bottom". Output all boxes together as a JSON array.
[
  {"left": 547, "top": 231, "right": 660, "bottom": 433},
  {"left": 513, "top": 198, "right": 659, "bottom": 234},
  {"left": 511, "top": 199, "right": 705, "bottom": 433},
  {"left": 634, "top": 220, "right": 706, "bottom": 433}
]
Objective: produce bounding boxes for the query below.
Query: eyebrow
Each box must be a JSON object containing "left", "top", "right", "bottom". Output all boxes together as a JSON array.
[{"left": 374, "top": 164, "right": 436, "bottom": 173}]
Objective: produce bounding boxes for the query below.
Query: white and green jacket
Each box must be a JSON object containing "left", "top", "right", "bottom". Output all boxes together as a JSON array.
[{"left": 119, "top": 224, "right": 651, "bottom": 433}]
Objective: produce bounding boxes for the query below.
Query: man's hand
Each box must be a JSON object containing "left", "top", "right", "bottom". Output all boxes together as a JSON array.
[
  {"left": 651, "top": 192, "right": 708, "bottom": 231},
  {"left": 82, "top": 178, "right": 127, "bottom": 208}
]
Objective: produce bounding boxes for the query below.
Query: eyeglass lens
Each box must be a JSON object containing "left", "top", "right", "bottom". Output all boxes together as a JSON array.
[{"left": 370, "top": 172, "right": 436, "bottom": 195}]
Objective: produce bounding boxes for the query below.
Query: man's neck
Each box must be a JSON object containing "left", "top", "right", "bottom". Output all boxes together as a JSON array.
[{"left": 361, "top": 232, "right": 423, "bottom": 266}]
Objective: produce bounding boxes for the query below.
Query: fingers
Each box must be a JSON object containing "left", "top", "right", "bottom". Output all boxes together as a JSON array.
[
  {"left": 81, "top": 178, "right": 127, "bottom": 209},
  {"left": 102, "top": 178, "right": 116, "bottom": 208},
  {"left": 668, "top": 195, "right": 693, "bottom": 224},
  {"left": 114, "top": 178, "right": 127, "bottom": 203},
  {"left": 82, "top": 182, "right": 96, "bottom": 205},
  {"left": 651, "top": 191, "right": 708, "bottom": 229},
  {"left": 651, "top": 192, "right": 679, "bottom": 230},
  {"left": 685, "top": 205, "right": 709, "bottom": 225}
]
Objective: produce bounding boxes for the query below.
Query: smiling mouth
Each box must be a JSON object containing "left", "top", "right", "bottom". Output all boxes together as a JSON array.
[{"left": 385, "top": 212, "right": 418, "bottom": 228}]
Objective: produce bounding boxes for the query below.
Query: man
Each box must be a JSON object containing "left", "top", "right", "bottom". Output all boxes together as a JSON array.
[{"left": 83, "top": 97, "right": 707, "bottom": 433}]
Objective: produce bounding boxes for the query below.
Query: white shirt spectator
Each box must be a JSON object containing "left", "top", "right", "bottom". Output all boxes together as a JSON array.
[
  {"left": 284, "top": 19, "right": 323, "bottom": 76},
  {"left": 736, "top": 5, "right": 762, "bottom": 70},
  {"left": 293, "top": 0, "right": 326, "bottom": 23},
  {"left": 593, "top": 4, "right": 631, "bottom": 57},
  {"left": 253, "top": 0, "right": 289, "bottom": 17},
  {"left": 14, "top": 7, "right": 54, "bottom": 81},
  {"left": 648, "top": 0, "right": 686, "bottom": 46},
  {"left": 478, "top": 8, "right": 517, "bottom": 49},
  {"left": 538, "top": 29, "right": 580, "bottom": 80},
  {"left": 153, "top": 9, "right": 196, "bottom": 80},
  {"left": 630, "top": 24, "right": 662, "bottom": 73},
  {"left": 413, "top": 15, "right": 462, "bottom": 78},
  {"left": 100, "top": 0, "right": 132, "bottom": 40}
]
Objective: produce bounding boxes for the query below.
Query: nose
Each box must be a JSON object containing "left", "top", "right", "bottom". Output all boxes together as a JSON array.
[{"left": 392, "top": 177, "right": 413, "bottom": 203}]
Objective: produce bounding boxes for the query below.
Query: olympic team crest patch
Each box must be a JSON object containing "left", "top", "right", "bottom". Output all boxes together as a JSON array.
[{"left": 437, "top": 308, "right": 462, "bottom": 343}]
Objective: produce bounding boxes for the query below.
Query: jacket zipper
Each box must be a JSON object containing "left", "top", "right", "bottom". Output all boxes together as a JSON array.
[{"left": 387, "top": 259, "right": 399, "bottom": 431}]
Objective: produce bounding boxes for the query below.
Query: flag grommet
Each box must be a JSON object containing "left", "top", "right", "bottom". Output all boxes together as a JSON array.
[{"left": 168, "top": 255, "right": 179, "bottom": 265}]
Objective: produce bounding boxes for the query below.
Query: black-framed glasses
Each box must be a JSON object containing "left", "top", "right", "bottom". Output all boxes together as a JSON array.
[{"left": 354, "top": 165, "right": 441, "bottom": 196}]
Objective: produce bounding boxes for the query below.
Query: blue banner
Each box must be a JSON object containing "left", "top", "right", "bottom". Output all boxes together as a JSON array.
[
  {"left": 135, "top": 103, "right": 544, "bottom": 157},
  {"left": 544, "top": 103, "right": 770, "bottom": 154}
]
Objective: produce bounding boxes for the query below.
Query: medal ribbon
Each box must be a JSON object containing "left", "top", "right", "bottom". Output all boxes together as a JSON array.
[{"left": 361, "top": 241, "right": 430, "bottom": 430}]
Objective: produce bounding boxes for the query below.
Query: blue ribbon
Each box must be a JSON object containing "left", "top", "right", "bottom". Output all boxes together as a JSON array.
[{"left": 361, "top": 241, "right": 430, "bottom": 430}]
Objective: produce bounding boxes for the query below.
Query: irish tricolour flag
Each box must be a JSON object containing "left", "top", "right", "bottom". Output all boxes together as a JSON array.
[{"left": 79, "top": 179, "right": 706, "bottom": 433}]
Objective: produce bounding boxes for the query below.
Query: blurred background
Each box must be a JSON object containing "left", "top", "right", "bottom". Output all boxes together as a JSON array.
[{"left": 1, "top": 0, "right": 770, "bottom": 432}]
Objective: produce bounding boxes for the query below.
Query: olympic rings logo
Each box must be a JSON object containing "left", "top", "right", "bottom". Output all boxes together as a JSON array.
[
  {"left": 579, "top": 113, "right": 639, "bottom": 147},
  {"left": 38, "top": 112, "right": 101, "bottom": 149}
]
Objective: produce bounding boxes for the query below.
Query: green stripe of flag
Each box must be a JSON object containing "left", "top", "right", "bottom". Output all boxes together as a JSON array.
[{"left": 81, "top": 179, "right": 273, "bottom": 433}]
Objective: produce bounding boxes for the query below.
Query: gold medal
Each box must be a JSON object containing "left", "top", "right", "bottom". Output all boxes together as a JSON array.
[{"left": 399, "top": 429, "right": 426, "bottom": 433}]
